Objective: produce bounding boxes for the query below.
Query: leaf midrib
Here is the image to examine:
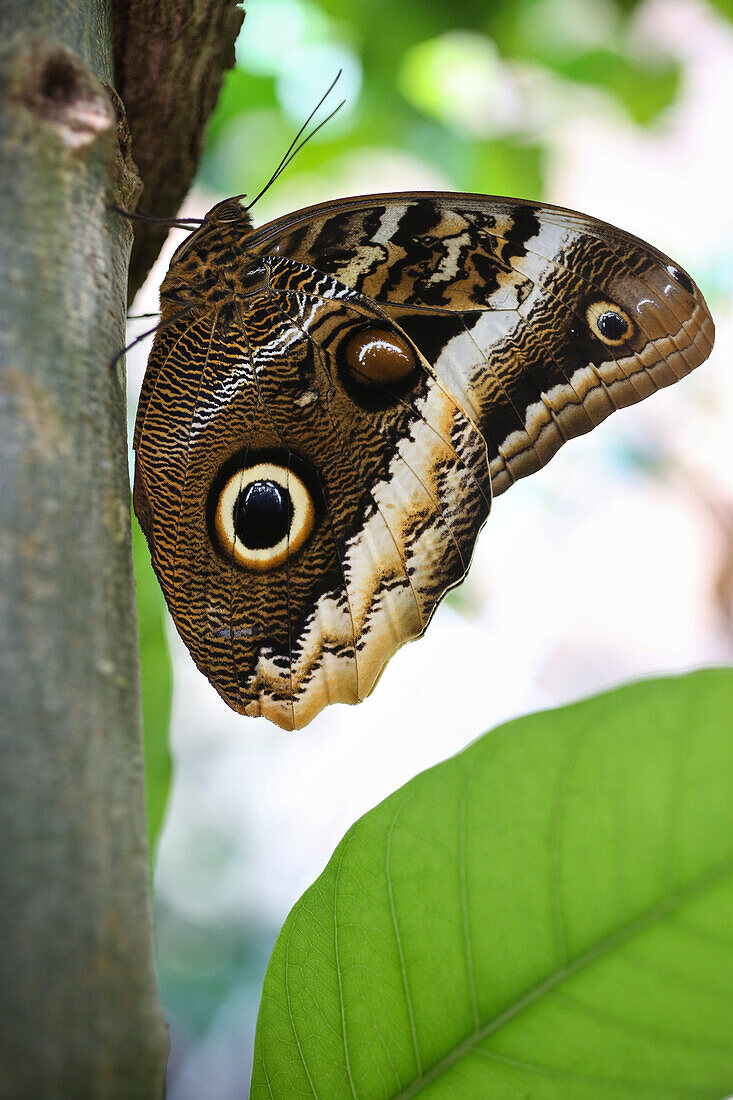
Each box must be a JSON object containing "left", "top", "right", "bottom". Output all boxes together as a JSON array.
[{"left": 391, "top": 852, "right": 733, "bottom": 1099}]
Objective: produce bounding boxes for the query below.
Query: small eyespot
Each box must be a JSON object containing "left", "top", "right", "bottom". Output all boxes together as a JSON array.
[
  {"left": 212, "top": 461, "right": 315, "bottom": 571},
  {"left": 666, "top": 264, "right": 695, "bottom": 294},
  {"left": 586, "top": 300, "right": 634, "bottom": 346},
  {"left": 345, "top": 327, "right": 417, "bottom": 386}
]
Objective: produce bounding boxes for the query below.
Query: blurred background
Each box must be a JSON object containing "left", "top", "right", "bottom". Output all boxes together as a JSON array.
[{"left": 126, "top": 0, "right": 733, "bottom": 1094}]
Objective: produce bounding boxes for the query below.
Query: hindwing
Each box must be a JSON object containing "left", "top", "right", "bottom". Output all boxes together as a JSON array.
[{"left": 134, "top": 246, "right": 491, "bottom": 728}]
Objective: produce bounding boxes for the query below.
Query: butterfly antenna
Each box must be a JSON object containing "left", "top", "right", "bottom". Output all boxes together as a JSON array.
[
  {"left": 262, "top": 101, "right": 345, "bottom": 191},
  {"left": 246, "top": 71, "right": 345, "bottom": 210},
  {"left": 110, "top": 303, "right": 196, "bottom": 370},
  {"left": 110, "top": 204, "right": 205, "bottom": 230}
]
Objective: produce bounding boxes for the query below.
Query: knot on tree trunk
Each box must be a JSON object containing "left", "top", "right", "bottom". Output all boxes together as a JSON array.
[{"left": 5, "top": 37, "right": 113, "bottom": 149}]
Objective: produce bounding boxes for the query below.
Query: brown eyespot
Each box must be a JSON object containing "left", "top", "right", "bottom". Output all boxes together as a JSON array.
[
  {"left": 345, "top": 327, "right": 417, "bottom": 385},
  {"left": 586, "top": 300, "right": 634, "bottom": 346},
  {"left": 213, "top": 461, "right": 315, "bottom": 572}
]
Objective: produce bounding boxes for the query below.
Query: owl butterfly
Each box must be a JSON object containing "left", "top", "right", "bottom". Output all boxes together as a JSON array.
[{"left": 133, "top": 190, "right": 714, "bottom": 729}]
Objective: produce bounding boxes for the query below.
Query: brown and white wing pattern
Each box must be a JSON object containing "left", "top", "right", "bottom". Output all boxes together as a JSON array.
[
  {"left": 249, "top": 193, "right": 714, "bottom": 495},
  {"left": 134, "top": 253, "right": 490, "bottom": 729},
  {"left": 134, "top": 191, "right": 714, "bottom": 729}
]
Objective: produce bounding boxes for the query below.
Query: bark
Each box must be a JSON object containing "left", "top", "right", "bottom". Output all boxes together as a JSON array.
[
  {"left": 0, "top": 1, "right": 167, "bottom": 1096},
  {"left": 112, "top": 0, "right": 244, "bottom": 300}
]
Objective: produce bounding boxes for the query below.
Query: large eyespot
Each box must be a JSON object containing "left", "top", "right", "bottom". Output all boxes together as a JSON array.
[
  {"left": 666, "top": 264, "right": 695, "bottom": 294},
  {"left": 345, "top": 327, "right": 417, "bottom": 385},
  {"left": 339, "top": 325, "right": 420, "bottom": 409},
  {"left": 586, "top": 300, "right": 634, "bottom": 346},
  {"left": 212, "top": 461, "right": 315, "bottom": 571}
]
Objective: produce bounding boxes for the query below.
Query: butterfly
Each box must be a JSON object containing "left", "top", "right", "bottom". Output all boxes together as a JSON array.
[{"left": 132, "top": 189, "right": 714, "bottom": 729}]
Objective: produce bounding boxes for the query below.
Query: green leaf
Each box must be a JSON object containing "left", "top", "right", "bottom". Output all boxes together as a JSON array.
[
  {"left": 132, "top": 515, "right": 172, "bottom": 861},
  {"left": 553, "top": 49, "right": 681, "bottom": 125},
  {"left": 251, "top": 670, "right": 733, "bottom": 1098}
]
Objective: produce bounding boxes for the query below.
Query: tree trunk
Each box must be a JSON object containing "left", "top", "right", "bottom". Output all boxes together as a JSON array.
[{"left": 0, "top": 0, "right": 167, "bottom": 1095}]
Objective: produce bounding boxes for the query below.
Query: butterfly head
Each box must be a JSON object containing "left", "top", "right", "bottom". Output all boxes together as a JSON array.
[
  {"left": 160, "top": 197, "right": 264, "bottom": 316},
  {"left": 202, "top": 195, "right": 254, "bottom": 232},
  {"left": 165, "top": 196, "right": 254, "bottom": 270}
]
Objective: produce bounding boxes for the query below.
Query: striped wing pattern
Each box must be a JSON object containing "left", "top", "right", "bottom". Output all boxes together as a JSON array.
[
  {"left": 133, "top": 193, "right": 714, "bottom": 728},
  {"left": 248, "top": 195, "right": 714, "bottom": 496}
]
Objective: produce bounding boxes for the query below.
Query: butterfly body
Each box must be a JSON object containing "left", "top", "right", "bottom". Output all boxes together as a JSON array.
[{"left": 133, "top": 193, "right": 714, "bottom": 729}]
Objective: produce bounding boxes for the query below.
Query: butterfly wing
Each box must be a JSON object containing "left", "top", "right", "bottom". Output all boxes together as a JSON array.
[
  {"left": 246, "top": 192, "right": 714, "bottom": 495},
  {"left": 134, "top": 255, "right": 490, "bottom": 729},
  {"left": 134, "top": 191, "right": 714, "bottom": 728}
]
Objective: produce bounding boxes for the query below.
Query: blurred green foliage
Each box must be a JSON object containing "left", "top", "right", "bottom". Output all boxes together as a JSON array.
[
  {"left": 707, "top": 0, "right": 733, "bottom": 18},
  {"left": 199, "top": 0, "right": 691, "bottom": 208},
  {"left": 133, "top": 515, "right": 173, "bottom": 860}
]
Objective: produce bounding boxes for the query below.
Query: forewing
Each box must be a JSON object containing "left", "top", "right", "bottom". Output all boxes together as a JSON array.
[{"left": 247, "top": 193, "right": 714, "bottom": 495}]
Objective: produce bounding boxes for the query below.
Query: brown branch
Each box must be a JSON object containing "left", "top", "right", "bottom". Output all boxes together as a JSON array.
[{"left": 112, "top": 0, "right": 244, "bottom": 300}]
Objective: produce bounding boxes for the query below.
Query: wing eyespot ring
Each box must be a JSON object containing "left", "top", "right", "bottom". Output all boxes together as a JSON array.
[
  {"left": 337, "top": 324, "right": 421, "bottom": 410},
  {"left": 344, "top": 327, "right": 417, "bottom": 385},
  {"left": 212, "top": 461, "right": 315, "bottom": 572},
  {"left": 586, "top": 300, "right": 634, "bottom": 346}
]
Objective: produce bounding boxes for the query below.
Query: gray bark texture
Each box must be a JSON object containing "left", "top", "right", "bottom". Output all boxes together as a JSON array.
[{"left": 0, "top": 0, "right": 168, "bottom": 1096}]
